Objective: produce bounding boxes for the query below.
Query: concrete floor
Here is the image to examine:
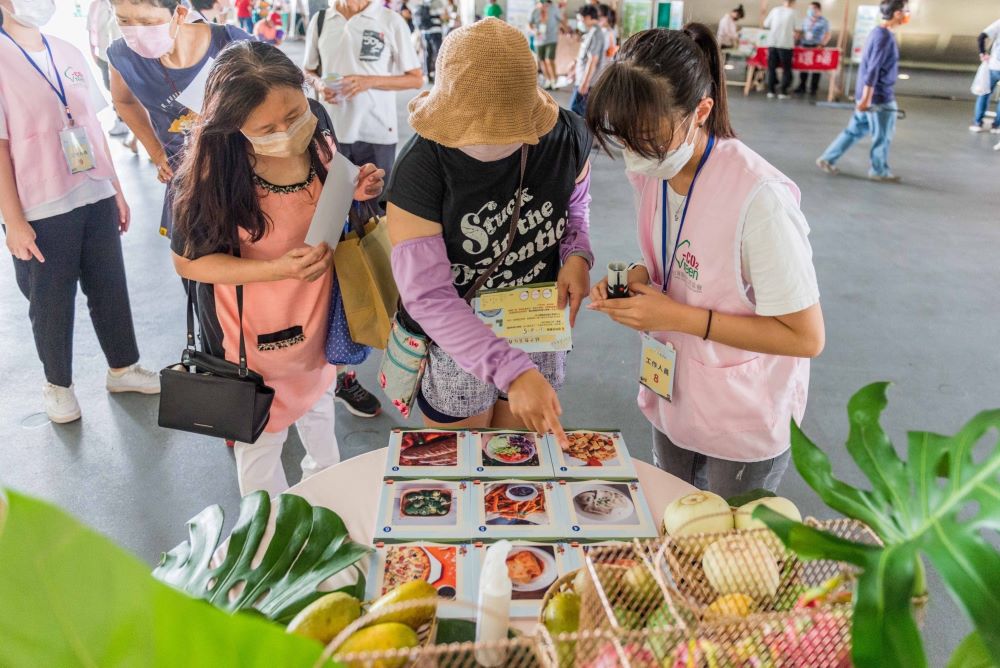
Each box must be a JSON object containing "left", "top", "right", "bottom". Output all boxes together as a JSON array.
[{"left": 3, "top": 49, "right": 999, "bottom": 664}]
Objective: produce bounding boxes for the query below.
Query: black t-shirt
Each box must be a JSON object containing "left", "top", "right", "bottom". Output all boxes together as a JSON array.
[{"left": 387, "top": 108, "right": 592, "bottom": 303}]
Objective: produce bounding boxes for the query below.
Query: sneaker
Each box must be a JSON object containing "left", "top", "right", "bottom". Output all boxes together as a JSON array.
[
  {"left": 109, "top": 119, "right": 129, "bottom": 136},
  {"left": 335, "top": 371, "right": 382, "bottom": 418},
  {"left": 106, "top": 364, "right": 161, "bottom": 394},
  {"left": 969, "top": 124, "right": 988, "bottom": 133},
  {"left": 816, "top": 158, "right": 839, "bottom": 175},
  {"left": 43, "top": 383, "right": 82, "bottom": 424},
  {"left": 777, "top": 93, "right": 790, "bottom": 100},
  {"left": 992, "top": 127, "right": 1000, "bottom": 134},
  {"left": 869, "top": 173, "right": 902, "bottom": 183},
  {"left": 766, "top": 92, "right": 776, "bottom": 99}
]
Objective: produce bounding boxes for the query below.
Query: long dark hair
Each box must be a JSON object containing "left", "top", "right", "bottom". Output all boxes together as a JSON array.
[
  {"left": 585, "top": 23, "right": 735, "bottom": 160},
  {"left": 172, "top": 41, "right": 332, "bottom": 258}
]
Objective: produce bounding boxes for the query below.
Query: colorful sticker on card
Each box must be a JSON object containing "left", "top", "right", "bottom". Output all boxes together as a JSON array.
[
  {"left": 59, "top": 126, "right": 96, "bottom": 174},
  {"left": 640, "top": 333, "right": 676, "bottom": 402}
]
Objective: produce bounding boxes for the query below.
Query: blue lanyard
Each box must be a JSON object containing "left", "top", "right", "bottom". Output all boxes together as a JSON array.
[
  {"left": 0, "top": 29, "right": 74, "bottom": 125},
  {"left": 661, "top": 133, "right": 715, "bottom": 292}
]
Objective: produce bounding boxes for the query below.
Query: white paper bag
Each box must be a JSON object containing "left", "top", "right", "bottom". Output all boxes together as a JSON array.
[{"left": 972, "top": 62, "right": 994, "bottom": 97}]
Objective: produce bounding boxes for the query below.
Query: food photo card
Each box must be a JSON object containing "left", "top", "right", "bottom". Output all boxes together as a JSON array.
[
  {"left": 470, "top": 480, "right": 567, "bottom": 540},
  {"left": 469, "top": 541, "right": 583, "bottom": 618},
  {"left": 558, "top": 480, "right": 659, "bottom": 540},
  {"left": 384, "top": 429, "right": 472, "bottom": 479},
  {"left": 549, "top": 430, "right": 638, "bottom": 480},
  {"left": 375, "top": 479, "right": 471, "bottom": 543},
  {"left": 471, "top": 430, "right": 555, "bottom": 479},
  {"left": 366, "top": 542, "right": 474, "bottom": 618}
]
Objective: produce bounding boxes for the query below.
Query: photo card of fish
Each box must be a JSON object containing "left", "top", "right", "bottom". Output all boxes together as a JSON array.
[
  {"left": 470, "top": 479, "right": 568, "bottom": 541},
  {"left": 375, "top": 479, "right": 472, "bottom": 543},
  {"left": 471, "top": 430, "right": 555, "bottom": 479},
  {"left": 548, "top": 430, "right": 638, "bottom": 480},
  {"left": 556, "top": 480, "right": 659, "bottom": 541},
  {"left": 468, "top": 541, "right": 583, "bottom": 619},
  {"left": 365, "top": 542, "right": 475, "bottom": 618},
  {"left": 385, "top": 429, "right": 472, "bottom": 479}
]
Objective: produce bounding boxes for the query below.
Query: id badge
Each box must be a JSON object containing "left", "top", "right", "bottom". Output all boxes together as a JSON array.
[
  {"left": 639, "top": 333, "right": 676, "bottom": 402},
  {"left": 59, "top": 125, "right": 96, "bottom": 174}
]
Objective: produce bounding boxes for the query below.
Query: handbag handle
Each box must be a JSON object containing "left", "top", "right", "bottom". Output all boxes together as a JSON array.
[
  {"left": 461, "top": 144, "right": 529, "bottom": 303},
  {"left": 185, "top": 281, "right": 250, "bottom": 378},
  {"left": 347, "top": 199, "right": 382, "bottom": 240}
]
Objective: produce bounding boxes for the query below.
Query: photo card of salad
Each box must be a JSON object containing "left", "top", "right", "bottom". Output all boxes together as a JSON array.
[
  {"left": 471, "top": 479, "right": 568, "bottom": 540},
  {"left": 385, "top": 429, "right": 472, "bottom": 479},
  {"left": 375, "top": 479, "right": 471, "bottom": 543},
  {"left": 548, "top": 430, "right": 637, "bottom": 480},
  {"left": 557, "top": 480, "right": 659, "bottom": 540},
  {"left": 468, "top": 541, "right": 583, "bottom": 618},
  {"left": 366, "top": 542, "right": 474, "bottom": 618},
  {"left": 471, "top": 430, "right": 554, "bottom": 479}
]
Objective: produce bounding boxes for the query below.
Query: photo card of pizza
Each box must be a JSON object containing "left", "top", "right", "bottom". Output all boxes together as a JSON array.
[
  {"left": 471, "top": 430, "right": 554, "bottom": 479},
  {"left": 557, "top": 480, "right": 659, "bottom": 540},
  {"left": 385, "top": 429, "right": 472, "bottom": 479},
  {"left": 375, "top": 479, "right": 471, "bottom": 543},
  {"left": 366, "top": 542, "right": 474, "bottom": 618},
  {"left": 470, "top": 479, "right": 568, "bottom": 540},
  {"left": 548, "top": 430, "right": 637, "bottom": 480},
  {"left": 469, "top": 541, "right": 583, "bottom": 619}
]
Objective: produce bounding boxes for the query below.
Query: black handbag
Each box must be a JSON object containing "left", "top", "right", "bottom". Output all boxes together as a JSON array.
[{"left": 158, "top": 282, "right": 275, "bottom": 443}]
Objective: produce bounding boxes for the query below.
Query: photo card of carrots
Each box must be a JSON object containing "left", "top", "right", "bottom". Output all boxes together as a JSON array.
[{"left": 471, "top": 480, "right": 569, "bottom": 540}]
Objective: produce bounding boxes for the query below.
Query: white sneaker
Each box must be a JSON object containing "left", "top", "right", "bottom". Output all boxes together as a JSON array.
[
  {"left": 767, "top": 92, "right": 776, "bottom": 99},
  {"left": 106, "top": 364, "right": 161, "bottom": 395},
  {"left": 869, "top": 173, "right": 902, "bottom": 183},
  {"left": 43, "top": 383, "right": 82, "bottom": 423},
  {"left": 777, "top": 94, "right": 790, "bottom": 100},
  {"left": 991, "top": 127, "right": 1000, "bottom": 134},
  {"left": 816, "top": 158, "right": 839, "bottom": 175},
  {"left": 109, "top": 119, "right": 129, "bottom": 136},
  {"left": 969, "top": 124, "right": 987, "bottom": 133}
]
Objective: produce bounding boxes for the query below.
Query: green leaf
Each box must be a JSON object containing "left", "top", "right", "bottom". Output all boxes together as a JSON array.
[
  {"left": 434, "top": 619, "right": 517, "bottom": 644},
  {"left": 726, "top": 488, "right": 776, "bottom": 508},
  {"left": 153, "top": 491, "right": 371, "bottom": 625},
  {"left": 0, "top": 490, "right": 335, "bottom": 667},
  {"left": 948, "top": 632, "right": 999, "bottom": 668}
]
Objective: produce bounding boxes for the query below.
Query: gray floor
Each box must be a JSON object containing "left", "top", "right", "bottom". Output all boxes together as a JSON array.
[{"left": 3, "top": 67, "right": 999, "bottom": 663}]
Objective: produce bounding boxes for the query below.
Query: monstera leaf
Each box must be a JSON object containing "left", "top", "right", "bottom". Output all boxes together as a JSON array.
[
  {"left": 755, "top": 382, "right": 1000, "bottom": 668},
  {"left": 154, "top": 491, "right": 371, "bottom": 624}
]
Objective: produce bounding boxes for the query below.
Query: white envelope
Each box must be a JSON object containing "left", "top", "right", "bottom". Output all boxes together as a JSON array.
[{"left": 304, "top": 151, "right": 361, "bottom": 250}]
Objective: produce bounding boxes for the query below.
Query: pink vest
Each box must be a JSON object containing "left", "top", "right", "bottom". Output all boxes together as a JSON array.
[
  {"left": 0, "top": 34, "right": 115, "bottom": 212},
  {"left": 631, "top": 138, "right": 810, "bottom": 462}
]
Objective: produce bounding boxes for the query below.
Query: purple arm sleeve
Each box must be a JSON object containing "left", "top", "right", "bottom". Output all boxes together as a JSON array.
[
  {"left": 559, "top": 167, "right": 594, "bottom": 268},
  {"left": 391, "top": 235, "right": 537, "bottom": 393}
]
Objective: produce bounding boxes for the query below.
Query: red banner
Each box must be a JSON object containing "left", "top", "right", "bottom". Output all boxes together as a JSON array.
[{"left": 747, "top": 47, "right": 841, "bottom": 72}]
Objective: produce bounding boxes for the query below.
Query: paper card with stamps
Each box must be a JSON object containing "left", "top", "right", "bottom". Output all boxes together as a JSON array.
[
  {"left": 556, "top": 480, "right": 659, "bottom": 540},
  {"left": 470, "top": 480, "right": 567, "bottom": 540},
  {"left": 375, "top": 479, "right": 471, "bottom": 543},
  {"left": 468, "top": 541, "right": 583, "bottom": 619},
  {"left": 548, "top": 430, "right": 637, "bottom": 480},
  {"left": 470, "top": 430, "right": 555, "bottom": 479},
  {"left": 365, "top": 542, "right": 474, "bottom": 618},
  {"left": 384, "top": 429, "right": 472, "bottom": 479}
]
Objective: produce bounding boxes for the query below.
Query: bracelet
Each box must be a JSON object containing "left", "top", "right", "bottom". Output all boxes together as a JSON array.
[{"left": 703, "top": 309, "right": 714, "bottom": 340}]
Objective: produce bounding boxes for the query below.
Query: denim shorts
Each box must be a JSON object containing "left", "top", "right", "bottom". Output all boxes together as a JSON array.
[{"left": 418, "top": 344, "right": 567, "bottom": 422}]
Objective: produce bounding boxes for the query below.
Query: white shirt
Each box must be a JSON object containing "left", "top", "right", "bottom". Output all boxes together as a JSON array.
[
  {"left": 984, "top": 19, "right": 1000, "bottom": 70},
  {"left": 764, "top": 6, "right": 797, "bottom": 50},
  {"left": 303, "top": 2, "right": 421, "bottom": 145},
  {"left": 652, "top": 181, "right": 820, "bottom": 317},
  {"left": 717, "top": 13, "right": 739, "bottom": 48},
  {"left": 86, "top": 0, "right": 120, "bottom": 62}
]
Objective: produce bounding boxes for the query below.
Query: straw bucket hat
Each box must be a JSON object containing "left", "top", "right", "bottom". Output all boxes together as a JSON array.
[{"left": 408, "top": 18, "right": 559, "bottom": 147}]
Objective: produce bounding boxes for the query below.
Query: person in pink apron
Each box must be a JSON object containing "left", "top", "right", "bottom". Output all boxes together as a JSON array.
[{"left": 586, "top": 24, "right": 825, "bottom": 497}]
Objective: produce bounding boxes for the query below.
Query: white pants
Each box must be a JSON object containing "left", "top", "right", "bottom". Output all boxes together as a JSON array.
[{"left": 233, "top": 382, "right": 341, "bottom": 497}]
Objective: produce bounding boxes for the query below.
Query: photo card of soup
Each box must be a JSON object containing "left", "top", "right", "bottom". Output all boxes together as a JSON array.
[
  {"left": 366, "top": 542, "right": 474, "bottom": 618},
  {"left": 471, "top": 430, "right": 555, "bottom": 479},
  {"left": 558, "top": 480, "right": 659, "bottom": 540},
  {"left": 548, "top": 430, "right": 637, "bottom": 480},
  {"left": 385, "top": 429, "right": 472, "bottom": 479},
  {"left": 471, "top": 479, "right": 568, "bottom": 540},
  {"left": 468, "top": 541, "right": 583, "bottom": 619},
  {"left": 375, "top": 479, "right": 471, "bottom": 542}
]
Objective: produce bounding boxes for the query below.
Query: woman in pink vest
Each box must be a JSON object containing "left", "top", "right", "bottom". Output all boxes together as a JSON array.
[
  {"left": 0, "top": 0, "right": 159, "bottom": 424},
  {"left": 587, "top": 24, "right": 825, "bottom": 497}
]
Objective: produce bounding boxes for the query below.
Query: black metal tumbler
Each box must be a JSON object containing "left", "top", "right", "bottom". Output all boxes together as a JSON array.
[{"left": 607, "top": 262, "right": 630, "bottom": 299}]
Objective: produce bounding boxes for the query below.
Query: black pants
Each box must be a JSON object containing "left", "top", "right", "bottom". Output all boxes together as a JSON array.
[
  {"left": 11, "top": 197, "right": 140, "bottom": 387},
  {"left": 797, "top": 71, "right": 822, "bottom": 95},
  {"left": 767, "top": 47, "right": 794, "bottom": 95},
  {"left": 421, "top": 31, "right": 442, "bottom": 80}
]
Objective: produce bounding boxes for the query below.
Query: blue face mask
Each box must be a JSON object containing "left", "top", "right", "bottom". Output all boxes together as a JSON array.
[{"left": 807, "top": 8, "right": 816, "bottom": 18}]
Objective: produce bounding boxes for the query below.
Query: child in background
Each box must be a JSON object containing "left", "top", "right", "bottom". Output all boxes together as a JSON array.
[{"left": 254, "top": 11, "right": 284, "bottom": 44}]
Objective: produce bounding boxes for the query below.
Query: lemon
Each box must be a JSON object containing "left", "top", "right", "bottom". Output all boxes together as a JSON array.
[{"left": 286, "top": 592, "right": 362, "bottom": 645}]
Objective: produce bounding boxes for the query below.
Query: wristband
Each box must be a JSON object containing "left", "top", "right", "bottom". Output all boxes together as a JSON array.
[{"left": 703, "top": 309, "right": 714, "bottom": 341}]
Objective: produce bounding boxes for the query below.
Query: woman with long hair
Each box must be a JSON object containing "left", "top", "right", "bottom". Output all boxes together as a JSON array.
[
  {"left": 170, "top": 41, "right": 384, "bottom": 496},
  {"left": 587, "top": 25, "right": 825, "bottom": 497}
]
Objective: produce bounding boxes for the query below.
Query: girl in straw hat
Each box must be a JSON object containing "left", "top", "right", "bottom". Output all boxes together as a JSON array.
[{"left": 386, "top": 19, "right": 594, "bottom": 444}]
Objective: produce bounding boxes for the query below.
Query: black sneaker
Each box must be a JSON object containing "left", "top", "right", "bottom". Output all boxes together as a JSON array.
[{"left": 335, "top": 371, "right": 382, "bottom": 418}]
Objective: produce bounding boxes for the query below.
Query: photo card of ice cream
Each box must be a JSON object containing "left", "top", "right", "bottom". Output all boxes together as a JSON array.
[
  {"left": 470, "top": 480, "right": 567, "bottom": 540},
  {"left": 471, "top": 430, "right": 554, "bottom": 479},
  {"left": 384, "top": 429, "right": 471, "bottom": 479},
  {"left": 548, "top": 430, "right": 638, "bottom": 480},
  {"left": 468, "top": 541, "right": 583, "bottom": 618},
  {"left": 365, "top": 542, "right": 474, "bottom": 618},
  {"left": 558, "top": 480, "right": 659, "bottom": 540},
  {"left": 375, "top": 479, "right": 471, "bottom": 543}
]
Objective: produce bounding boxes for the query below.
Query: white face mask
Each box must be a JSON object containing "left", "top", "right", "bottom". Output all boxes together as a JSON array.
[
  {"left": 10, "top": 0, "right": 56, "bottom": 28},
  {"left": 458, "top": 143, "right": 522, "bottom": 162},
  {"left": 576, "top": 18, "right": 586, "bottom": 32},
  {"left": 622, "top": 116, "right": 699, "bottom": 180}
]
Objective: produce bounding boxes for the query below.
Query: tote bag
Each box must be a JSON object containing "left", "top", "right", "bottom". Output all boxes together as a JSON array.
[{"left": 972, "top": 62, "right": 994, "bottom": 97}]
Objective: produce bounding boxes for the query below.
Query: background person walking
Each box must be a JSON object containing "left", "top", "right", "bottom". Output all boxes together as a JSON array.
[
  {"left": 763, "top": 0, "right": 797, "bottom": 100},
  {"left": 793, "top": 1, "right": 830, "bottom": 97},
  {"left": 970, "top": 16, "right": 1000, "bottom": 134}
]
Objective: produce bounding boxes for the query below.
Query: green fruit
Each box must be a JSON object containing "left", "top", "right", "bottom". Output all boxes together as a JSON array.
[
  {"left": 613, "top": 606, "right": 644, "bottom": 630},
  {"left": 623, "top": 564, "right": 659, "bottom": 605},
  {"left": 335, "top": 622, "right": 419, "bottom": 668},
  {"left": 368, "top": 580, "right": 438, "bottom": 630},
  {"left": 286, "top": 592, "right": 362, "bottom": 645},
  {"left": 543, "top": 591, "right": 581, "bottom": 634}
]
